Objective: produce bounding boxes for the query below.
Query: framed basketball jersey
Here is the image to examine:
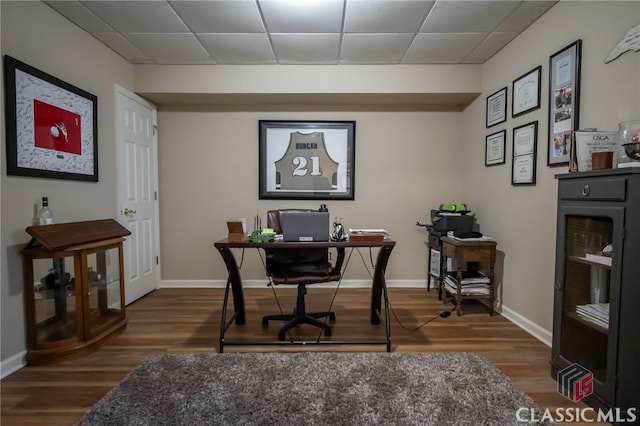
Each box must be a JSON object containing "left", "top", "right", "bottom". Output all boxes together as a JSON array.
[{"left": 259, "top": 120, "right": 355, "bottom": 200}]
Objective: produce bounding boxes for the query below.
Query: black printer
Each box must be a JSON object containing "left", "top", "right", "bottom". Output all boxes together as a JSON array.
[{"left": 417, "top": 203, "right": 475, "bottom": 235}]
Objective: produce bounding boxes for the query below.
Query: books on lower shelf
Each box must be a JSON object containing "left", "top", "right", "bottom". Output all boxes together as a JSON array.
[
  {"left": 575, "top": 303, "right": 609, "bottom": 329},
  {"left": 443, "top": 271, "right": 490, "bottom": 295}
]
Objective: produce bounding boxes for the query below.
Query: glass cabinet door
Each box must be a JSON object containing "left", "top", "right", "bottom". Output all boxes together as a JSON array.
[
  {"left": 555, "top": 205, "right": 624, "bottom": 405},
  {"left": 31, "top": 255, "right": 79, "bottom": 346},
  {"left": 83, "top": 245, "right": 124, "bottom": 338}
]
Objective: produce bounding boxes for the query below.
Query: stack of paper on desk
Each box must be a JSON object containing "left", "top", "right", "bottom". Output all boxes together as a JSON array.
[
  {"left": 348, "top": 228, "right": 388, "bottom": 242},
  {"left": 444, "top": 271, "right": 490, "bottom": 295},
  {"left": 349, "top": 228, "right": 389, "bottom": 235}
]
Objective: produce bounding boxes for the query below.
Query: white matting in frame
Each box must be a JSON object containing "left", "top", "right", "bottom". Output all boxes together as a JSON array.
[
  {"left": 512, "top": 66, "right": 541, "bottom": 118},
  {"left": 4, "top": 55, "right": 98, "bottom": 181},
  {"left": 512, "top": 121, "right": 538, "bottom": 185},
  {"left": 485, "top": 130, "right": 506, "bottom": 166}
]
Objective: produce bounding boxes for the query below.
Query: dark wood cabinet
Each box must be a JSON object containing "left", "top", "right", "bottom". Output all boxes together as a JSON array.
[
  {"left": 21, "top": 219, "right": 130, "bottom": 365},
  {"left": 552, "top": 169, "right": 640, "bottom": 412}
]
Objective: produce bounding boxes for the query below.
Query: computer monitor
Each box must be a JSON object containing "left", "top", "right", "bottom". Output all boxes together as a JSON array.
[{"left": 280, "top": 211, "right": 330, "bottom": 242}]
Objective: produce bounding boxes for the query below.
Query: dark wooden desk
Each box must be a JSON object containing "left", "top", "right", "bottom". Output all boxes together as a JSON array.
[
  {"left": 214, "top": 238, "right": 396, "bottom": 352},
  {"left": 440, "top": 236, "right": 497, "bottom": 316}
]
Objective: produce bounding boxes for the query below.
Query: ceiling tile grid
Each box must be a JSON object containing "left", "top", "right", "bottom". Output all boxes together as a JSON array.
[{"left": 44, "top": 0, "right": 558, "bottom": 65}]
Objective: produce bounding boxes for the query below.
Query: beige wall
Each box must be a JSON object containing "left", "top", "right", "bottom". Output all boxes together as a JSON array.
[
  {"left": 157, "top": 111, "right": 463, "bottom": 281},
  {"left": 2, "top": 0, "right": 639, "bottom": 369},
  {"left": 460, "top": 0, "right": 640, "bottom": 334},
  {"left": 136, "top": 63, "right": 482, "bottom": 96},
  {"left": 0, "top": 1, "right": 135, "bottom": 365}
]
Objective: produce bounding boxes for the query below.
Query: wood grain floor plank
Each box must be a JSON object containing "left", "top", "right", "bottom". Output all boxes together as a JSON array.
[{"left": 1, "top": 288, "right": 607, "bottom": 425}]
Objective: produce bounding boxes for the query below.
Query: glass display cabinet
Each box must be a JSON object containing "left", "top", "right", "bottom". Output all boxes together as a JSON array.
[
  {"left": 21, "top": 219, "right": 131, "bottom": 365},
  {"left": 552, "top": 169, "right": 639, "bottom": 412}
]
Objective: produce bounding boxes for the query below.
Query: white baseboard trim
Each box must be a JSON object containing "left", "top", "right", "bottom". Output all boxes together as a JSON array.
[
  {"left": 1, "top": 351, "right": 26, "bottom": 379},
  {"left": 500, "top": 304, "right": 552, "bottom": 347},
  {"left": 159, "top": 279, "right": 428, "bottom": 289}
]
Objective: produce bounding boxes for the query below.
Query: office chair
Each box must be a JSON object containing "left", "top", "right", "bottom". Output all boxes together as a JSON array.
[{"left": 261, "top": 209, "right": 344, "bottom": 341}]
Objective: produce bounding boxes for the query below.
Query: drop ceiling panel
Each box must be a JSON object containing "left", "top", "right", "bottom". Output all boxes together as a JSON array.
[
  {"left": 124, "top": 33, "right": 214, "bottom": 64},
  {"left": 495, "top": 1, "right": 557, "bottom": 32},
  {"left": 170, "top": 0, "right": 265, "bottom": 33},
  {"left": 463, "top": 32, "right": 518, "bottom": 63},
  {"left": 93, "top": 33, "right": 153, "bottom": 62},
  {"left": 43, "top": 0, "right": 558, "bottom": 65},
  {"left": 82, "top": 0, "right": 189, "bottom": 33},
  {"left": 259, "top": 0, "right": 345, "bottom": 33},
  {"left": 270, "top": 34, "right": 341, "bottom": 64},
  {"left": 341, "top": 33, "right": 415, "bottom": 64},
  {"left": 421, "top": 1, "right": 520, "bottom": 33},
  {"left": 198, "top": 33, "right": 277, "bottom": 64},
  {"left": 405, "top": 33, "right": 486, "bottom": 64},
  {"left": 343, "top": 0, "right": 434, "bottom": 33},
  {"left": 45, "top": 1, "right": 113, "bottom": 33}
]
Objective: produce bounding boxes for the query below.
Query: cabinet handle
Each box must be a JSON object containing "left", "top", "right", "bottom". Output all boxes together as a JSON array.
[{"left": 581, "top": 184, "right": 590, "bottom": 197}]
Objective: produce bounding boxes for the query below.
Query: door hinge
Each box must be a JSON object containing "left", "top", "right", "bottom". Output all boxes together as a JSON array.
[
  {"left": 154, "top": 191, "right": 157, "bottom": 201},
  {"left": 153, "top": 125, "right": 158, "bottom": 135},
  {"left": 156, "top": 256, "right": 159, "bottom": 265}
]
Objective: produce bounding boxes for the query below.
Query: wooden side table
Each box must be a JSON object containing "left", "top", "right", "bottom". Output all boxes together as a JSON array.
[{"left": 441, "top": 236, "right": 497, "bottom": 316}]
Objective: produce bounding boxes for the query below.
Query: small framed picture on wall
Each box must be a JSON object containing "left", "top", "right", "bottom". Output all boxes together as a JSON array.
[
  {"left": 547, "top": 39, "right": 582, "bottom": 166},
  {"left": 512, "top": 121, "right": 538, "bottom": 185},
  {"left": 486, "top": 87, "right": 507, "bottom": 128},
  {"left": 512, "top": 66, "right": 541, "bottom": 118},
  {"left": 485, "top": 130, "right": 506, "bottom": 166}
]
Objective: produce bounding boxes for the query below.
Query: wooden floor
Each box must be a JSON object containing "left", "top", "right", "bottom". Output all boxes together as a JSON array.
[{"left": 1, "top": 287, "right": 605, "bottom": 425}]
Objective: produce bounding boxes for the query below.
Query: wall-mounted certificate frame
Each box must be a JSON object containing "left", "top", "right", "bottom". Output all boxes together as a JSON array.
[
  {"left": 512, "top": 121, "right": 538, "bottom": 185},
  {"left": 4, "top": 55, "right": 98, "bottom": 182},
  {"left": 486, "top": 87, "right": 507, "bottom": 128},
  {"left": 258, "top": 120, "right": 355, "bottom": 200},
  {"left": 485, "top": 130, "right": 506, "bottom": 166},
  {"left": 512, "top": 66, "right": 541, "bottom": 118},
  {"left": 547, "top": 39, "right": 582, "bottom": 166}
]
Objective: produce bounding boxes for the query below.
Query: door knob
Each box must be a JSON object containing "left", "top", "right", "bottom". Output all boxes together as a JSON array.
[{"left": 123, "top": 208, "right": 137, "bottom": 216}]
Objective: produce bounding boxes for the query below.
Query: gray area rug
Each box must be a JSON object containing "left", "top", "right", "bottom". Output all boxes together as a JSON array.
[{"left": 77, "top": 352, "right": 549, "bottom": 425}]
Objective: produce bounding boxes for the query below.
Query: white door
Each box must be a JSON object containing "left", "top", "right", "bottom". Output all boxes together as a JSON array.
[{"left": 115, "top": 86, "right": 159, "bottom": 305}]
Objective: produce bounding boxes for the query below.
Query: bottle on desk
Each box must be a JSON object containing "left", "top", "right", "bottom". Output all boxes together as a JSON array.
[{"left": 38, "top": 197, "right": 53, "bottom": 225}]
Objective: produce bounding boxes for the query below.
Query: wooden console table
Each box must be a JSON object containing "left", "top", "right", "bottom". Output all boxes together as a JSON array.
[{"left": 441, "top": 236, "right": 497, "bottom": 316}]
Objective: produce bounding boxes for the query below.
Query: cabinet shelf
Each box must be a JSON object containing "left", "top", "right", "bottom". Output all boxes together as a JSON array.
[
  {"left": 567, "top": 255, "right": 612, "bottom": 269},
  {"left": 565, "top": 311, "right": 608, "bottom": 335}
]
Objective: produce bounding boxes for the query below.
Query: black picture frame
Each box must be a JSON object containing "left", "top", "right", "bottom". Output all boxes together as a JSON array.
[
  {"left": 3, "top": 55, "right": 98, "bottom": 182},
  {"left": 512, "top": 121, "right": 538, "bottom": 186},
  {"left": 485, "top": 130, "right": 506, "bottom": 166},
  {"left": 258, "top": 120, "right": 355, "bottom": 200},
  {"left": 512, "top": 65, "right": 541, "bottom": 118},
  {"left": 486, "top": 87, "right": 507, "bottom": 128},
  {"left": 547, "top": 39, "right": 582, "bottom": 166}
]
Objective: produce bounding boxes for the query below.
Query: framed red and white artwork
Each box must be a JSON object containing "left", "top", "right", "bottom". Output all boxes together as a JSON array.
[{"left": 4, "top": 55, "right": 98, "bottom": 182}]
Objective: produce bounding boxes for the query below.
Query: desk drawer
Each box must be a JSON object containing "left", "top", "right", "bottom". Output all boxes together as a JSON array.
[
  {"left": 442, "top": 242, "right": 456, "bottom": 258},
  {"left": 559, "top": 177, "right": 626, "bottom": 201},
  {"left": 442, "top": 243, "right": 494, "bottom": 262}
]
